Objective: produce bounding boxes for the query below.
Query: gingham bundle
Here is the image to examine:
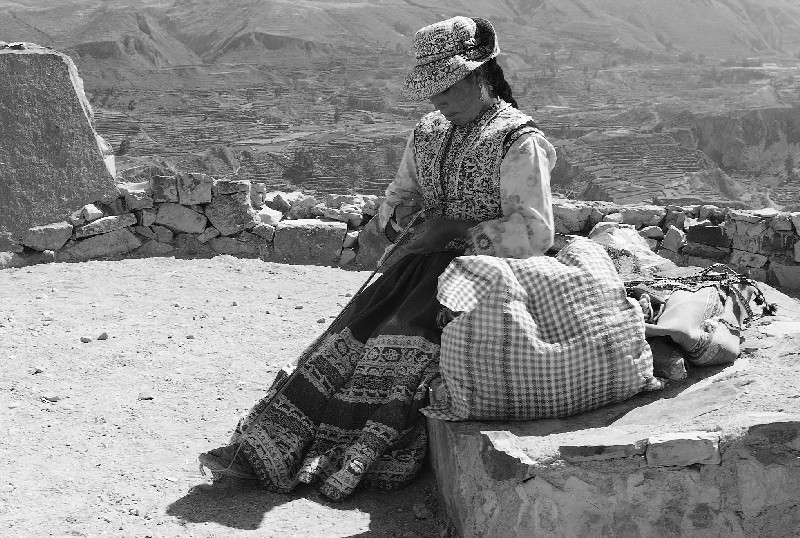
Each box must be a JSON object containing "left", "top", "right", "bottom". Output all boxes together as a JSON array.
[{"left": 422, "top": 237, "right": 656, "bottom": 421}]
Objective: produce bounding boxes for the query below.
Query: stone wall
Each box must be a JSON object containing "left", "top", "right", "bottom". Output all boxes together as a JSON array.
[
  {"left": 0, "top": 43, "right": 117, "bottom": 251},
  {"left": 5, "top": 180, "right": 800, "bottom": 292}
]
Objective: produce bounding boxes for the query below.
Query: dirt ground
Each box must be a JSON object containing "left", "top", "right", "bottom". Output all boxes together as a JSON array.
[{"left": 0, "top": 256, "right": 449, "bottom": 538}]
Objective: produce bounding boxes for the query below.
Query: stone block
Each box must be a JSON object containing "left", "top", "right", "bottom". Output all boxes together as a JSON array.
[
  {"left": 343, "top": 230, "right": 359, "bottom": 249},
  {"left": 258, "top": 206, "right": 283, "bottom": 226},
  {"left": 150, "top": 175, "right": 179, "bottom": 203},
  {"left": 68, "top": 208, "right": 85, "bottom": 226},
  {"left": 75, "top": 213, "right": 137, "bottom": 239},
  {"left": 664, "top": 208, "right": 686, "bottom": 230},
  {"left": 131, "top": 239, "right": 174, "bottom": 257},
  {"left": 761, "top": 230, "right": 796, "bottom": 254},
  {"left": 325, "top": 193, "right": 362, "bottom": 209},
  {"left": 657, "top": 248, "right": 687, "bottom": 266},
  {"left": 339, "top": 248, "right": 357, "bottom": 266},
  {"left": 752, "top": 207, "right": 780, "bottom": 219},
  {"left": 118, "top": 181, "right": 153, "bottom": 211},
  {"left": 0, "top": 44, "right": 116, "bottom": 243},
  {"left": 81, "top": 204, "right": 103, "bottom": 222},
  {"left": 205, "top": 192, "right": 260, "bottom": 236},
  {"left": 769, "top": 261, "right": 800, "bottom": 290},
  {"left": 646, "top": 431, "right": 721, "bottom": 467},
  {"left": 0, "top": 250, "right": 55, "bottom": 269},
  {"left": 251, "top": 223, "right": 275, "bottom": 241},
  {"left": 250, "top": 183, "right": 266, "bottom": 209},
  {"left": 22, "top": 221, "right": 73, "bottom": 251},
  {"left": 57, "top": 228, "right": 141, "bottom": 261},
  {"left": 730, "top": 249, "right": 768, "bottom": 269},
  {"left": 558, "top": 428, "right": 647, "bottom": 462},
  {"left": 154, "top": 203, "right": 207, "bottom": 234},
  {"left": 133, "top": 225, "right": 156, "bottom": 240},
  {"left": 686, "top": 224, "right": 732, "bottom": 247},
  {"left": 273, "top": 219, "right": 347, "bottom": 264},
  {"left": 151, "top": 225, "right": 174, "bottom": 244},
  {"left": 686, "top": 256, "right": 718, "bottom": 268},
  {"left": 645, "top": 238, "right": 659, "bottom": 251},
  {"left": 197, "top": 227, "right": 221, "bottom": 244},
  {"left": 728, "top": 209, "right": 764, "bottom": 224},
  {"left": 621, "top": 205, "right": 666, "bottom": 228},
  {"left": 726, "top": 217, "right": 768, "bottom": 253},
  {"left": 322, "top": 204, "right": 364, "bottom": 227},
  {"left": 698, "top": 205, "right": 725, "bottom": 223},
  {"left": 553, "top": 201, "right": 592, "bottom": 233},
  {"left": 639, "top": 226, "right": 664, "bottom": 240},
  {"left": 603, "top": 212, "right": 624, "bottom": 224},
  {"left": 286, "top": 193, "right": 320, "bottom": 219},
  {"left": 177, "top": 172, "right": 213, "bottom": 205},
  {"left": 139, "top": 209, "right": 157, "bottom": 227},
  {"left": 792, "top": 213, "right": 800, "bottom": 233},
  {"left": 770, "top": 213, "right": 794, "bottom": 232},
  {"left": 361, "top": 195, "right": 384, "bottom": 217},
  {"left": 662, "top": 225, "right": 686, "bottom": 252},
  {"left": 682, "top": 241, "right": 730, "bottom": 260},
  {"left": 174, "top": 233, "right": 214, "bottom": 258},
  {"left": 212, "top": 178, "right": 251, "bottom": 196},
  {"left": 210, "top": 236, "right": 259, "bottom": 257},
  {"left": 266, "top": 190, "right": 302, "bottom": 213}
]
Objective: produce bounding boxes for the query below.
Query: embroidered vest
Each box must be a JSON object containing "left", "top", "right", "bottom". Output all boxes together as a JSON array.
[{"left": 413, "top": 101, "right": 540, "bottom": 222}]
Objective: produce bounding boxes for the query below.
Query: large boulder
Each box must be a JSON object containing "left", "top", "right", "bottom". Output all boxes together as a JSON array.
[{"left": 0, "top": 43, "right": 116, "bottom": 250}]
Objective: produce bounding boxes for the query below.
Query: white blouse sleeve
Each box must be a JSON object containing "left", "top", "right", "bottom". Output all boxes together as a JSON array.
[
  {"left": 377, "top": 131, "right": 424, "bottom": 231},
  {"left": 466, "top": 131, "right": 556, "bottom": 258}
]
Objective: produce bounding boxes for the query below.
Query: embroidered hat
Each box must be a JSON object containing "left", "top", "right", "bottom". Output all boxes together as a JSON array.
[{"left": 401, "top": 16, "right": 500, "bottom": 101}]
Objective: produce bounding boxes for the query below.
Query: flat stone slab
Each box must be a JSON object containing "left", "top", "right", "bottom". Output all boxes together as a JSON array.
[
  {"left": 428, "top": 283, "right": 800, "bottom": 537},
  {"left": 272, "top": 219, "right": 347, "bottom": 265}
]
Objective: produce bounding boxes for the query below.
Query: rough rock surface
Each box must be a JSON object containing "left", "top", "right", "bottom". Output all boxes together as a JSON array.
[
  {"left": 272, "top": 219, "right": 346, "bottom": 264},
  {"left": 0, "top": 43, "right": 116, "bottom": 249}
]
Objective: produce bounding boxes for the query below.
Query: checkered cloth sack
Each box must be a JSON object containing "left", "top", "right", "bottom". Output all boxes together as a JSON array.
[{"left": 422, "top": 237, "right": 656, "bottom": 421}]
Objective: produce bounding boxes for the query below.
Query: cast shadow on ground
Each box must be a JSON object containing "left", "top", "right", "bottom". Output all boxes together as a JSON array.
[{"left": 166, "top": 467, "right": 437, "bottom": 535}]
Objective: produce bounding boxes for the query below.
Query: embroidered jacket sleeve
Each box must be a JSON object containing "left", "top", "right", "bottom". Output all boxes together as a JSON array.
[
  {"left": 466, "top": 131, "right": 556, "bottom": 258},
  {"left": 377, "top": 132, "right": 424, "bottom": 237}
]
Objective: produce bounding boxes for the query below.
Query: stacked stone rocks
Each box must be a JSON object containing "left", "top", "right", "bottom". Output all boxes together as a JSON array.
[
  {"left": 9, "top": 191, "right": 800, "bottom": 291},
  {"left": 13, "top": 167, "right": 383, "bottom": 267},
  {"left": 552, "top": 200, "right": 800, "bottom": 289}
]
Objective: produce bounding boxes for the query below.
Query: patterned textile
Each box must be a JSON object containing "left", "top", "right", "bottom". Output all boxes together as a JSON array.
[
  {"left": 402, "top": 16, "right": 499, "bottom": 100},
  {"left": 232, "top": 252, "right": 458, "bottom": 500},
  {"left": 423, "top": 238, "right": 657, "bottom": 421}
]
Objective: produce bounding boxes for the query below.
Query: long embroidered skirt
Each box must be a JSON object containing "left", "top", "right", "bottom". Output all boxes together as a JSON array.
[{"left": 231, "top": 251, "right": 458, "bottom": 501}]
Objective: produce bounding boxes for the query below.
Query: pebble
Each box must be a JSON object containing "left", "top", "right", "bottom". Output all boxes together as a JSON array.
[
  {"left": 80, "top": 336, "right": 92, "bottom": 343},
  {"left": 186, "top": 334, "right": 195, "bottom": 339},
  {"left": 265, "top": 310, "right": 271, "bottom": 314},
  {"left": 137, "top": 393, "right": 154, "bottom": 401},
  {"left": 316, "top": 318, "right": 325, "bottom": 323},
  {"left": 8, "top": 403, "right": 20, "bottom": 409},
  {"left": 412, "top": 502, "right": 434, "bottom": 520},
  {"left": 295, "top": 305, "right": 303, "bottom": 309},
  {"left": 344, "top": 293, "right": 352, "bottom": 297},
  {"left": 42, "top": 395, "right": 61, "bottom": 403},
  {"left": 232, "top": 301, "right": 238, "bottom": 306},
  {"left": 29, "top": 367, "right": 44, "bottom": 375},
  {"left": 97, "top": 332, "right": 108, "bottom": 341}
]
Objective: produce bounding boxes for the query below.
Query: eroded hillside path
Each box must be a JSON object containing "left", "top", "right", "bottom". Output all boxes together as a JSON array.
[{"left": 0, "top": 257, "right": 443, "bottom": 537}]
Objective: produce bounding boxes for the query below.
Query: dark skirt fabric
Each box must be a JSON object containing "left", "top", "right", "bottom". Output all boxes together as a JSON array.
[{"left": 232, "top": 251, "right": 459, "bottom": 501}]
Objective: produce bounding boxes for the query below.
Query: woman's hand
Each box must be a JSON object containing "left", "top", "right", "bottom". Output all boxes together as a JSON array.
[{"left": 403, "top": 218, "right": 477, "bottom": 254}]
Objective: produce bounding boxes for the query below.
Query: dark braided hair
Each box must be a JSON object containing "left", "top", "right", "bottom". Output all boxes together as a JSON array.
[{"left": 479, "top": 58, "right": 518, "bottom": 109}]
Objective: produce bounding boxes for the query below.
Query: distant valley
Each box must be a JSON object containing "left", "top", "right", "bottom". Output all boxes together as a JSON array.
[{"left": 2, "top": 0, "right": 800, "bottom": 208}]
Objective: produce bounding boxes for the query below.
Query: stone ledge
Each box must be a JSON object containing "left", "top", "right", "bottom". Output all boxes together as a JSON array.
[{"left": 428, "top": 283, "right": 800, "bottom": 537}]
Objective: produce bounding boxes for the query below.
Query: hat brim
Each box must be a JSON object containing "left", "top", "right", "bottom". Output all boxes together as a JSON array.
[{"left": 401, "top": 54, "right": 495, "bottom": 101}]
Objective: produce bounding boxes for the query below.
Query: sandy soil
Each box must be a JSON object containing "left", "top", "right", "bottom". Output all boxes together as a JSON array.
[{"left": 0, "top": 256, "right": 448, "bottom": 538}]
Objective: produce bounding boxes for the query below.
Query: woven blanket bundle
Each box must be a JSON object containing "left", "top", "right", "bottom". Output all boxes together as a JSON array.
[{"left": 422, "top": 237, "right": 656, "bottom": 421}]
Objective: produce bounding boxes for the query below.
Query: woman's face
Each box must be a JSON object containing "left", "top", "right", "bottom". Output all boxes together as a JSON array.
[{"left": 429, "top": 72, "right": 484, "bottom": 126}]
